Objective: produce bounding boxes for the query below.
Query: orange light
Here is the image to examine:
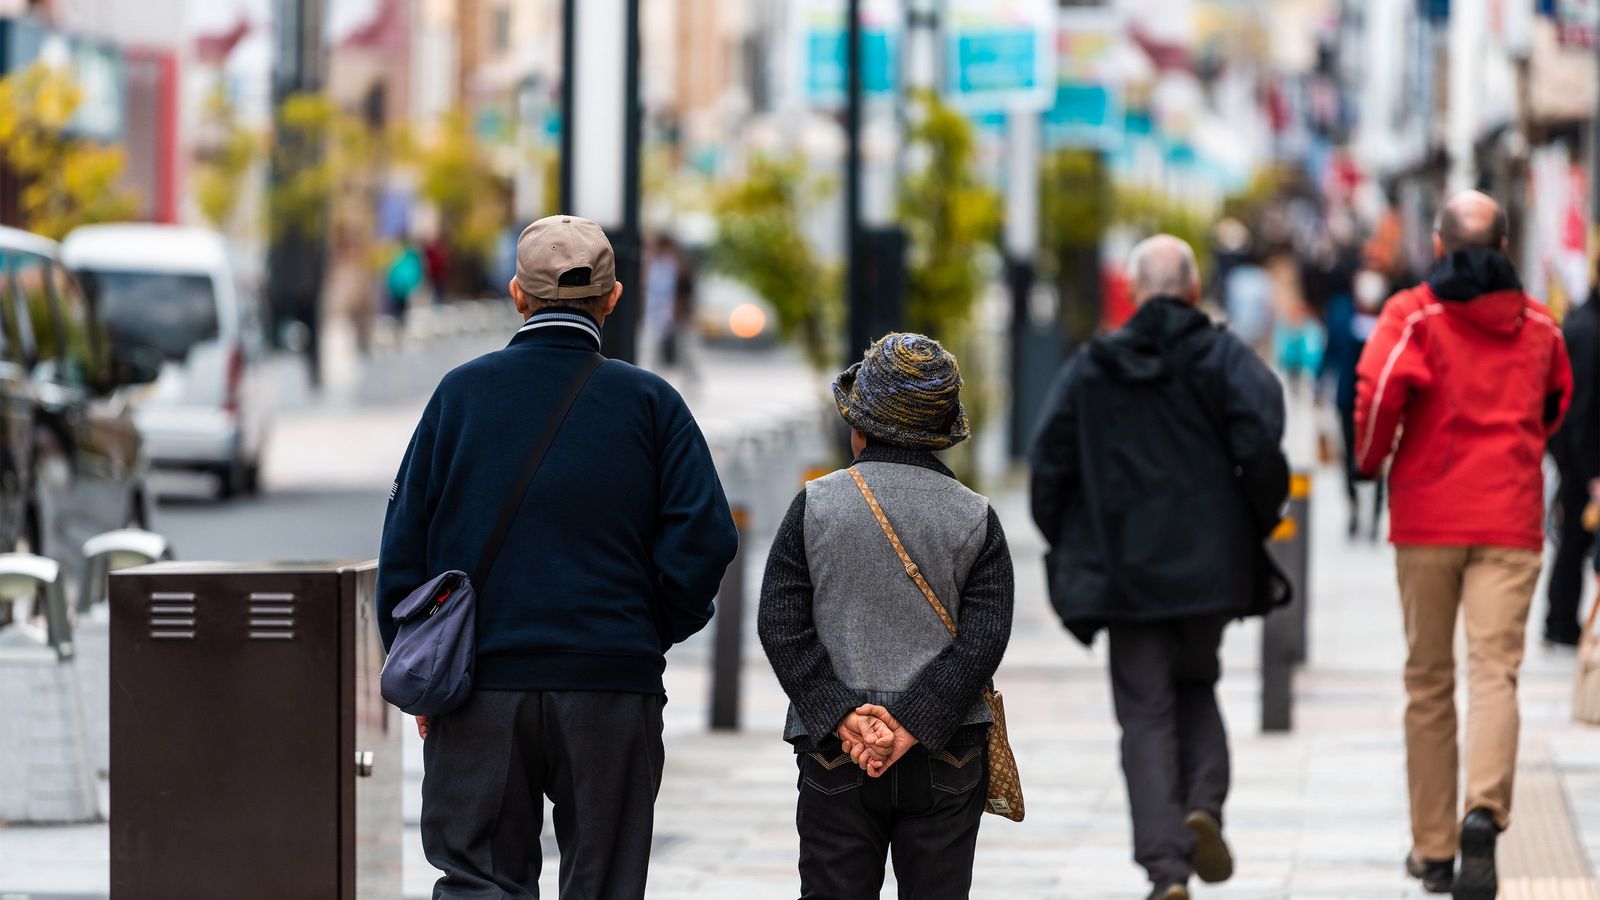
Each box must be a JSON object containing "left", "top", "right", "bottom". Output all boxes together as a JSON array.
[{"left": 728, "top": 303, "right": 767, "bottom": 339}]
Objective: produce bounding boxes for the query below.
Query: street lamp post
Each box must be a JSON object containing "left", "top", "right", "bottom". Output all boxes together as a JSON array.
[
  {"left": 1005, "top": 111, "right": 1045, "bottom": 458},
  {"left": 845, "top": 0, "right": 868, "bottom": 363},
  {"left": 560, "top": 0, "right": 643, "bottom": 363},
  {"left": 267, "top": 0, "right": 327, "bottom": 384},
  {"left": 845, "top": 0, "right": 908, "bottom": 366}
]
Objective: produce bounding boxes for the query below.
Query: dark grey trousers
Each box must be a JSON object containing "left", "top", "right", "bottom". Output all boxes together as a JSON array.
[
  {"left": 421, "top": 690, "right": 666, "bottom": 899},
  {"left": 1107, "top": 615, "right": 1231, "bottom": 886}
]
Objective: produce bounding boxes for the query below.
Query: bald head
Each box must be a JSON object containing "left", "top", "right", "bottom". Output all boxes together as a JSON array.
[
  {"left": 1435, "top": 190, "right": 1508, "bottom": 255},
  {"left": 1127, "top": 234, "right": 1201, "bottom": 306}
]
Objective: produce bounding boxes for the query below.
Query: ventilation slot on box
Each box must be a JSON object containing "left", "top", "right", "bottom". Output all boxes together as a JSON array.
[
  {"left": 247, "top": 593, "right": 295, "bottom": 641},
  {"left": 149, "top": 592, "right": 196, "bottom": 640}
]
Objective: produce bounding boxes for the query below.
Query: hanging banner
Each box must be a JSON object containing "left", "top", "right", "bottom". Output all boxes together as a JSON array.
[
  {"left": 943, "top": 0, "right": 1055, "bottom": 111},
  {"left": 1044, "top": 9, "right": 1125, "bottom": 150},
  {"left": 796, "top": 0, "right": 899, "bottom": 107}
]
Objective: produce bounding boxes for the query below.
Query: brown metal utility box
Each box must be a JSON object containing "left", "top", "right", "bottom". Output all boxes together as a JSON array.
[{"left": 110, "top": 561, "right": 401, "bottom": 899}]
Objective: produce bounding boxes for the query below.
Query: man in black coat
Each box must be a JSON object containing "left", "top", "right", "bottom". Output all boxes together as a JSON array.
[
  {"left": 1030, "top": 235, "right": 1289, "bottom": 900},
  {"left": 1545, "top": 292, "right": 1598, "bottom": 646}
]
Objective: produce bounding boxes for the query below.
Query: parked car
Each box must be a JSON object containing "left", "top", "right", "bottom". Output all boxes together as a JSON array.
[
  {"left": 63, "top": 225, "right": 273, "bottom": 498},
  {"left": 0, "top": 225, "right": 157, "bottom": 577}
]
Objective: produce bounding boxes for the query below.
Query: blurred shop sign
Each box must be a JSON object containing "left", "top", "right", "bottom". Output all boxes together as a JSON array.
[
  {"left": 1529, "top": 15, "right": 1598, "bottom": 121},
  {"left": 1544, "top": 0, "right": 1599, "bottom": 49},
  {"left": 796, "top": 0, "right": 898, "bottom": 107},
  {"left": 944, "top": 0, "right": 1055, "bottom": 112},
  {"left": 0, "top": 18, "right": 125, "bottom": 142},
  {"left": 1044, "top": 9, "right": 1125, "bottom": 150}
]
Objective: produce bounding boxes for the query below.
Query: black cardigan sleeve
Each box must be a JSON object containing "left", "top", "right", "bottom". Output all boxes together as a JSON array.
[
  {"left": 756, "top": 490, "right": 861, "bottom": 743},
  {"left": 888, "top": 508, "right": 1015, "bottom": 752}
]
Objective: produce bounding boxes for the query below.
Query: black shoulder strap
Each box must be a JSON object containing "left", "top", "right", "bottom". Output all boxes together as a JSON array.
[{"left": 472, "top": 353, "right": 605, "bottom": 588}]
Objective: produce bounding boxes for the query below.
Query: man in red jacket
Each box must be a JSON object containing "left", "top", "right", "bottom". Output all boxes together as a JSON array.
[{"left": 1355, "top": 191, "right": 1572, "bottom": 900}]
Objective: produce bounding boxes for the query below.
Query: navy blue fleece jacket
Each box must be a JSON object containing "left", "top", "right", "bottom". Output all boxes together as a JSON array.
[{"left": 376, "top": 309, "right": 738, "bottom": 694}]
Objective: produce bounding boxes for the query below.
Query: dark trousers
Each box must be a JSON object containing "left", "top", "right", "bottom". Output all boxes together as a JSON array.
[
  {"left": 421, "top": 690, "right": 665, "bottom": 899},
  {"left": 794, "top": 744, "right": 986, "bottom": 899},
  {"left": 1547, "top": 471, "right": 1594, "bottom": 644},
  {"left": 1108, "top": 616, "right": 1231, "bottom": 885},
  {"left": 1339, "top": 404, "right": 1384, "bottom": 529}
]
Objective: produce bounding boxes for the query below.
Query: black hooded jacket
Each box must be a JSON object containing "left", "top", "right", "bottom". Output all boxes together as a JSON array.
[
  {"left": 1030, "top": 298, "right": 1290, "bottom": 645},
  {"left": 1552, "top": 294, "right": 1598, "bottom": 485}
]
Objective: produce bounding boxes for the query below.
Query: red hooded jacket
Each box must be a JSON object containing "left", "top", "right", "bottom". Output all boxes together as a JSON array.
[{"left": 1354, "top": 250, "right": 1572, "bottom": 550}]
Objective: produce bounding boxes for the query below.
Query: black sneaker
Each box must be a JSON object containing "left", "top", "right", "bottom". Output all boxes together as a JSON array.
[
  {"left": 1146, "top": 883, "right": 1189, "bottom": 900},
  {"left": 1454, "top": 808, "right": 1500, "bottom": 900},
  {"left": 1406, "top": 853, "right": 1454, "bottom": 893},
  {"left": 1185, "top": 810, "right": 1235, "bottom": 883}
]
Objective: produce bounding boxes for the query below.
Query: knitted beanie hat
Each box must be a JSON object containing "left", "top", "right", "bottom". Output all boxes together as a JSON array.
[{"left": 832, "top": 333, "right": 970, "bottom": 451}]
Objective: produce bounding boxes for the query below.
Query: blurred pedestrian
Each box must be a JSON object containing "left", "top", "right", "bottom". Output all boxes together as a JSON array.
[
  {"left": 1320, "top": 267, "right": 1387, "bottom": 539},
  {"left": 1546, "top": 287, "right": 1599, "bottom": 646},
  {"left": 759, "top": 333, "right": 1014, "bottom": 900},
  {"left": 386, "top": 237, "right": 424, "bottom": 329},
  {"left": 1354, "top": 191, "right": 1572, "bottom": 899},
  {"left": 1031, "top": 235, "right": 1290, "bottom": 900},
  {"left": 424, "top": 234, "right": 451, "bottom": 303},
  {"left": 645, "top": 235, "right": 681, "bottom": 367},
  {"left": 327, "top": 224, "right": 377, "bottom": 356},
  {"left": 1266, "top": 252, "right": 1324, "bottom": 391},
  {"left": 377, "top": 215, "right": 738, "bottom": 899}
]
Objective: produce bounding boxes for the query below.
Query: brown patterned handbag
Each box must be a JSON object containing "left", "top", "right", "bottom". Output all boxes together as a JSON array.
[{"left": 849, "top": 467, "right": 1025, "bottom": 821}]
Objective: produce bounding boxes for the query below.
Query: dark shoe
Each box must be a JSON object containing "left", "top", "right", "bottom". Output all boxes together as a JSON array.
[
  {"left": 1544, "top": 632, "right": 1580, "bottom": 649},
  {"left": 1406, "top": 853, "right": 1454, "bottom": 893},
  {"left": 1146, "top": 884, "right": 1189, "bottom": 900},
  {"left": 1454, "top": 808, "right": 1500, "bottom": 900},
  {"left": 1185, "top": 810, "right": 1234, "bottom": 883}
]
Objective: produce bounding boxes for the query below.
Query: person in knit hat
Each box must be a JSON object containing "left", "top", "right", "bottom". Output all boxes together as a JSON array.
[{"left": 759, "top": 332, "right": 1015, "bottom": 898}]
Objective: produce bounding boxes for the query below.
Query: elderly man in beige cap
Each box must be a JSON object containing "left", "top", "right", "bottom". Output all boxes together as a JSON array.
[{"left": 378, "top": 215, "right": 738, "bottom": 899}]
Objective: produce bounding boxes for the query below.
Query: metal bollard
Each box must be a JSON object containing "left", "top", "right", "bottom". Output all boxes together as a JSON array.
[
  {"left": 1261, "top": 472, "right": 1312, "bottom": 733},
  {"left": 78, "top": 528, "right": 173, "bottom": 613},
  {"left": 0, "top": 552, "right": 99, "bottom": 823},
  {"left": 76, "top": 529, "right": 173, "bottom": 776},
  {"left": 0, "top": 552, "right": 74, "bottom": 659},
  {"left": 709, "top": 506, "right": 749, "bottom": 731}
]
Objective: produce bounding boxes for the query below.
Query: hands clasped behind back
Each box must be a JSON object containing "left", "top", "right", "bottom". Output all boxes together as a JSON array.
[{"left": 836, "top": 704, "right": 920, "bottom": 777}]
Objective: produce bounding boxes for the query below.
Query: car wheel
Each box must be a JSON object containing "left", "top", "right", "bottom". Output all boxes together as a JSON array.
[
  {"left": 217, "top": 461, "right": 241, "bottom": 500},
  {"left": 241, "top": 458, "right": 262, "bottom": 496}
]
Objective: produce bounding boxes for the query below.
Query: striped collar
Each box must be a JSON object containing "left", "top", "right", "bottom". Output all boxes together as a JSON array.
[{"left": 515, "top": 307, "right": 602, "bottom": 349}]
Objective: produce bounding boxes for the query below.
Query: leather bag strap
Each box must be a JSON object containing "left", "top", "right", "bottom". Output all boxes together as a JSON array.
[
  {"left": 849, "top": 466, "right": 958, "bottom": 638},
  {"left": 473, "top": 353, "right": 605, "bottom": 589}
]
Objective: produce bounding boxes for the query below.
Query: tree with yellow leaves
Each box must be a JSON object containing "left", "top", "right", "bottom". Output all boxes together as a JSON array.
[
  {"left": 192, "top": 84, "right": 261, "bottom": 234},
  {"left": 0, "top": 62, "right": 139, "bottom": 240}
]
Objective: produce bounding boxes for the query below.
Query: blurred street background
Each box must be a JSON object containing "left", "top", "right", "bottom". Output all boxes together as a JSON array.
[{"left": 0, "top": 0, "right": 1596, "bottom": 898}]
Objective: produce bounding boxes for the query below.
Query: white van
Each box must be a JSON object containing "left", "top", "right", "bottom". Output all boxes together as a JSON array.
[{"left": 62, "top": 224, "right": 272, "bottom": 498}]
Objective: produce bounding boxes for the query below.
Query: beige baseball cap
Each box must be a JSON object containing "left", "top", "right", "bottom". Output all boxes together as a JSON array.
[{"left": 515, "top": 215, "right": 616, "bottom": 301}]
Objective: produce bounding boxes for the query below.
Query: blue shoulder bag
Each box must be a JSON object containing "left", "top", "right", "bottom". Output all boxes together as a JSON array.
[{"left": 380, "top": 353, "right": 605, "bottom": 716}]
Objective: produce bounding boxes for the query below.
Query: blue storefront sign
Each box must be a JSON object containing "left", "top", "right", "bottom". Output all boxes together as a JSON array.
[
  {"left": 1043, "top": 84, "right": 1124, "bottom": 150},
  {"left": 1044, "top": 9, "right": 1127, "bottom": 150},
  {"left": 943, "top": 0, "right": 1055, "bottom": 111},
  {"left": 806, "top": 28, "right": 897, "bottom": 103}
]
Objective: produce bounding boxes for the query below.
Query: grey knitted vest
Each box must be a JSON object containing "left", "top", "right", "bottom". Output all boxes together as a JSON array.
[{"left": 783, "top": 460, "right": 993, "bottom": 741}]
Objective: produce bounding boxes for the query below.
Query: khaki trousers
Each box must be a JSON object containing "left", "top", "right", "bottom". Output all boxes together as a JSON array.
[{"left": 1395, "top": 545, "right": 1541, "bottom": 860}]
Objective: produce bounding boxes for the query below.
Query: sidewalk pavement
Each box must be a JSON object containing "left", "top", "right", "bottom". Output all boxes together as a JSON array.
[
  {"left": 3, "top": 333, "right": 1597, "bottom": 898},
  {"left": 466, "top": 467, "right": 1591, "bottom": 900}
]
